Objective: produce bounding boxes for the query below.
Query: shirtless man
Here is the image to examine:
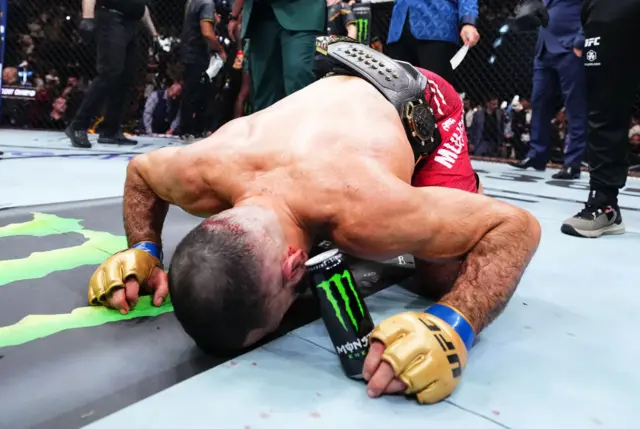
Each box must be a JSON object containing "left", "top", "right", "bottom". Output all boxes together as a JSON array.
[{"left": 88, "top": 38, "right": 540, "bottom": 404}]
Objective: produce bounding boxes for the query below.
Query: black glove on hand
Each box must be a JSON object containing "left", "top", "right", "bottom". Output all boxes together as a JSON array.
[
  {"left": 513, "top": 0, "right": 549, "bottom": 31},
  {"left": 79, "top": 18, "right": 96, "bottom": 44}
]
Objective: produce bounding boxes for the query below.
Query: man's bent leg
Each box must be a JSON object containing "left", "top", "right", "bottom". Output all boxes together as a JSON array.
[
  {"left": 72, "top": 10, "right": 126, "bottom": 131},
  {"left": 556, "top": 51, "right": 587, "bottom": 169},
  {"left": 247, "top": 6, "right": 285, "bottom": 111},
  {"left": 281, "top": 30, "right": 317, "bottom": 97},
  {"left": 101, "top": 21, "right": 140, "bottom": 137}
]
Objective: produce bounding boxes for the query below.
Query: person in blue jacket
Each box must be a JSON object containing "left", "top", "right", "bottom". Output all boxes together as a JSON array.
[{"left": 385, "top": 0, "right": 479, "bottom": 85}]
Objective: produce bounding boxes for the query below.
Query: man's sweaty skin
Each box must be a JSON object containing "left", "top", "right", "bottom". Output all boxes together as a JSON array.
[{"left": 115, "top": 75, "right": 540, "bottom": 357}]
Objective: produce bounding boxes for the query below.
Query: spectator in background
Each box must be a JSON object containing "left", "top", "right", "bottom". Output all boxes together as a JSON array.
[
  {"left": 142, "top": 82, "right": 182, "bottom": 134},
  {"left": 469, "top": 95, "right": 505, "bottom": 157},
  {"left": 180, "top": 0, "right": 227, "bottom": 140},
  {"left": 1, "top": 67, "right": 25, "bottom": 127},
  {"left": 385, "top": 0, "right": 480, "bottom": 85},
  {"left": 509, "top": 0, "right": 586, "bottom": 180},
  {"left": 510, "top": 97, "right": 532, "bottom": 160},
  {"left": 228, "top": 0, "right": 325, "bottom": 111},
  {"left": 42, "top": 97, "right": 69, "bottom": 130},
  {"left": 326, "top": 0, "right": 357, "bottom": 40},
  {"left": 65, "top": 0, "right": 160, "bottom": 149},
  {"left": 370, "top": 36, "right": 384, "bottom": 53}
]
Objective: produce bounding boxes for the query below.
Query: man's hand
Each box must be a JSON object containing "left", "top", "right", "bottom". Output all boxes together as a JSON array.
[
  {"left": 573, "top": 47, "right": 583, "bottom": 57},
  {"left": 88, "top": 248, "right": 169, "bottom": 314},
  {"left": 363, "top": 311, "right": 470, "bottom": 404},
  {"left": 79, "top": 18, "right": 95, "bottom": 44},
  {"left": 228, "top": 19, "right": 239, "bottom": 42},
  {"left": 460, "top": 25, "right": 480, "bottom": 47}
]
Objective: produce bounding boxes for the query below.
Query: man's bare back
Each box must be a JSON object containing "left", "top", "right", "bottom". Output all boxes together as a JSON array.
[{"left": 136, "top": 76, "right": 413, "bottom": 225}]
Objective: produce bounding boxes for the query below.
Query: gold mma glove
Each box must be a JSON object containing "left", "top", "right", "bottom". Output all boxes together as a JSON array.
[
  {"left": 369, "top": 304, "right": 476, "bottom": 404},
  {"left": 88, "top": 247, "right": 161, "bottom": 306}
]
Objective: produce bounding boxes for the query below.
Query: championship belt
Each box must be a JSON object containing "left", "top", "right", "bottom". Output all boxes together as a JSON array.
[{"left": 315, "top": 36, "right": 439, "bottom": 158}]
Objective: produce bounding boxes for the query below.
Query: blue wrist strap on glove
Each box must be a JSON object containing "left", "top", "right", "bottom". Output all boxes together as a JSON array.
[
  {"left": 131, "top": 241, "right": 163, "bottom": 261},
  {"left": 425, "top": 304, "right": 475, "bottom": 351}
]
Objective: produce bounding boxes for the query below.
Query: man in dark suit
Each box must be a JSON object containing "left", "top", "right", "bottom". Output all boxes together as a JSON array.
[{"left": 509, "top": 0, "right": 587, "bottom": 179}]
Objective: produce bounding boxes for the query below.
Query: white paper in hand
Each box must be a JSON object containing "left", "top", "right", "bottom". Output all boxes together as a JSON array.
[
  {"left": 450, "top": 45, "right": 469, "bottom": 70},
  {"left": 206, "top": 54, "right": 224, "bottom": 79}
]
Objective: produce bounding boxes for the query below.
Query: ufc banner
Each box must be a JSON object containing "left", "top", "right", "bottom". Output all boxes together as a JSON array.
[
  {"left": 352, "top": 3, "right": 372, "bottom": 45},
  {"left": 0, "top": 0, "right": 7, "bottom": 112}
]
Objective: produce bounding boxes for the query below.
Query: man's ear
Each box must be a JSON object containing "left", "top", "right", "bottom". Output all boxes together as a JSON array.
[{"left": 282, "top": 248, "right": 307, "bottom": 289}]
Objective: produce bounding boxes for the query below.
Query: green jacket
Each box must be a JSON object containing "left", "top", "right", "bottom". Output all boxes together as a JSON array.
[{"left": 241, "top": 0, "right": 326, "bottom": 39}]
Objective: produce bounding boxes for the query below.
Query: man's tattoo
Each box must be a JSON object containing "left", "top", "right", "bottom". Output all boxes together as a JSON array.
[
  {"left": 123, "top": 168, "right": 169, "bottom": 248},
  {"left": 440, "top": 216, "right": 539, "bottom": 334}
]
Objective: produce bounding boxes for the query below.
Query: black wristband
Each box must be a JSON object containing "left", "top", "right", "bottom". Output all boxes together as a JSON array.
[{"left": 229, "top": 14, "right": 238, "bottom": 21}]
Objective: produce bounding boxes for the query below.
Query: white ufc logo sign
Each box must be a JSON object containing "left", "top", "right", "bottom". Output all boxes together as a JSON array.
[{"left": 585, "top": 37, "right": 600, "bottom": 47}]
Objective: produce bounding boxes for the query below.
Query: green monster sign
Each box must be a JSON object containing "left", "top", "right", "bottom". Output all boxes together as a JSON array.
[
  {"left": 315, "top": 269, "right": 365, "bottom": 332},
  {"left": 0, "top": 213, "right": 174, "bottom": 348},
  {"left": 355, "top": 18, "right": 369, "bottom": 44}
]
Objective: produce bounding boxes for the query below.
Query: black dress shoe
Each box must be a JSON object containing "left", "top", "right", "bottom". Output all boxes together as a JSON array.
[
  {"left": 65, "top": 125, "right": 92, "bottom": 148},
  {"left": 98, "top": 132, "right": 137, "bottom": 145},
  {"left": 552, "top": 166, "right": 581, "bottom": 180},
  {"left": 508, "top": 157, "right": 546, "bottom": 171}
]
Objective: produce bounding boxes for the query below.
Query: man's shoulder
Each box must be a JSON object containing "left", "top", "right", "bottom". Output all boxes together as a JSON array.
[{"left": 188, "top": 0, "right": 214, "bottom": 12}]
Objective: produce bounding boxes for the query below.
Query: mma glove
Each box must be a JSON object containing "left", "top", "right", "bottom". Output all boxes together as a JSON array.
[
  {"left": 88, "top": 242, "right": 163, "bottom": 306},
  {"left": 369, "top": 304, "right": 475, "bottom": 404},
  {"left": 79, "top": 18, "right": 95, "bottom": 44}
]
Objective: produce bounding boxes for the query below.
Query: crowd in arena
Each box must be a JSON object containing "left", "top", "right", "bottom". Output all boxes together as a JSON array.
[{"left": 1, "top": 0, "right": 639, "bottom": 170}]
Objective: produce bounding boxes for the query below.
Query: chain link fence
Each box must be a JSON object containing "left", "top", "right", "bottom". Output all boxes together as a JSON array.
[
  {"left": 1, "top": 0, "right": 639, "bottom": 165},
  {"left": 0, "top": 0, "right": 240, "bottom": 134}
]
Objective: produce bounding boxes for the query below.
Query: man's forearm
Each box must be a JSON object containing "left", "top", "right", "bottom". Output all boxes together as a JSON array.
[
  {"left": 123, "top": 161, "right": 169, "bottom": 248},
  {"left": 346, "top": 24, "right": 357, "bottom": 40},
  {"left": 142, "top": 6, "right": 158, "bottom": 36},
  {"left": 82, "top": 0, "right": 96, "bottom": 18},
  {"left": 231, "top": 0, "right": 245, "bottom": 18},
  {"left": 205, "top": 33, "right": 225, "bottom": 54},
  {"left": 440, "top": 212, "right": 540, "bottom": 334}
]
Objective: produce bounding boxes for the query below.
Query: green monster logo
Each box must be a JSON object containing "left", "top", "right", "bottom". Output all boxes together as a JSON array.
[
  {"left": 0, "top": 213, "right": 174, "bottom": 348},
  {"left": 355, "top": 18, "right": 369, "bottom": 43},
  {"left": 315, "top": 269, "right": 365, "bottom": 332}
]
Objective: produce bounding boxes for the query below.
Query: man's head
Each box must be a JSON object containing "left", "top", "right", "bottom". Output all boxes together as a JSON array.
[
  {"left": 486, "top": 95, "right": 499, "bottom": 111},
  {"left": 2, "top": 67, "right": 18, "bottom": 85},
  {"left": 52, "top": 97, "right": 67, "bottom": 114},
  {"left": 168, "top": 206, "right": 308, "bottom": 354},
  {"left": 167, "top": 83, "right": 182, "bottom": 99}
]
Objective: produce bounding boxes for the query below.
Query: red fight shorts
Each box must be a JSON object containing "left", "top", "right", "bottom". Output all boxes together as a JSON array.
[{"left": 411, "top": 110, "right": 478, "bottom": 193}]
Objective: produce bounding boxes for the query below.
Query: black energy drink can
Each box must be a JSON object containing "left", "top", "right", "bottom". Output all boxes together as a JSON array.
[{"left": 305, "top": 248, "right": 374, "bottom": 379}]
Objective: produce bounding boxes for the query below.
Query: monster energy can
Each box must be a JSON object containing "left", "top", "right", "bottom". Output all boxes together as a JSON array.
[{"left": 305, "top": 248, "right": 374, "bottom": 379}]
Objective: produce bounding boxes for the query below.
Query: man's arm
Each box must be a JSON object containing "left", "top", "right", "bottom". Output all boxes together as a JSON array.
[
  {"left": 142, "top": 6, "right": 159, "bottom": 37},
  {"left": 356, "top": 184, "right": 540, "bottom": 403},
  {"left": 342, "top": 4, "right": 357, "bottom": 40},
  {"left": 200, "top": 20, "right": 225, "bottom": 57},
  {"left": 82, "top": 0, "right": 96, "bottom": 18},
  {"left": 123, "top": 154, "right": 171, "bottom": 249},
  {"left": 342, "top": 184, "right": 541, "bottom": 334}
]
